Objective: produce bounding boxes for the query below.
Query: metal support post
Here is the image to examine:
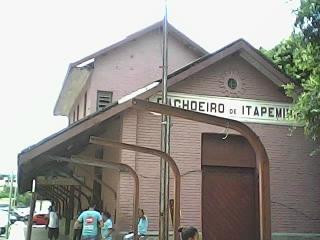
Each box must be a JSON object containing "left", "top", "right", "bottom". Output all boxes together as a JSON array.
[
  {"left": 13, "top": 179, "right": 18, "bottom": 208},
  {"left": 5, "top": 172, "right": 13, "bottom": 239},
  {"left": 26, "top": 180, "right": 37, "bottom": 240}
]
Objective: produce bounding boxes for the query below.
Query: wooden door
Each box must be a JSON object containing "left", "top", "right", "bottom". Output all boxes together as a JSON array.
[{"left": 202, "top": 134, "right": 259, "bottom": 240}]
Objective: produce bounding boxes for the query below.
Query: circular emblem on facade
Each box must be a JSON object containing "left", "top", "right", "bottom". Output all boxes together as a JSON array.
[
  {"left": 228, "top": 78, "right": 238, "bottom": 90},
  {"left": 221, "top": 71, "right": 245, "bottom": 96}
]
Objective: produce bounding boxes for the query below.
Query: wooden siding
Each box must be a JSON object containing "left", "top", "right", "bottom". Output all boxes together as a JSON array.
[{"left": 117, "top": 53, "right": 320, "bottom": 233}]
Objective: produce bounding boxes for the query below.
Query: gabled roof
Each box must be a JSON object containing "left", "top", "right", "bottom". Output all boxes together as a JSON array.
[
  {"left": 71, "top": 21, "right": 208, "bottom": 67},
  {"left": 19, "top": 38, "right": 293, "bottom": 192},
  {"left": 54, "top": 21, "right": 208, "bottom": 116},
  {"left": 137, "top": 38, "right": 293, "bottom": 99}
]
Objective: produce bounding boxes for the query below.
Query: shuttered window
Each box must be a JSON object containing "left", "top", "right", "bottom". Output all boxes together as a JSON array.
[
  {"left": 97, "top": 91, "right": 112, "bottom": 111},
  {"left": 83, "top": 92, "right": 87, "bottom": 117},
  {"left": 72, "top": 110, "right": 75, "bottom": 123},
  {"left": 76, "top": 105, "right": 79, "bottom": 121}
]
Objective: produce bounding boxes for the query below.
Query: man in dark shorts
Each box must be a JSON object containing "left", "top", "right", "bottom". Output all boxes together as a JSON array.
[
  {"left": 74, "top": 210, "right": 83, "bottom": 240},
  {"left": 74, "top": 200, "right": 103, "bottom": 240},
  {"left": 46, "top": 206, "right": 59, "bottom": 240}
]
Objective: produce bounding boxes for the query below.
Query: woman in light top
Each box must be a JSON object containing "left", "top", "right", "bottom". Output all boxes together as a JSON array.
[
  {"left": 101, "top": 211, "right": 113, "bottom": 240},
  {"left": 123, "top": 209, "right": 148, "bottom": 240},
  {"left": 137, "top": 209, "right": 148, "bottom": 238}
]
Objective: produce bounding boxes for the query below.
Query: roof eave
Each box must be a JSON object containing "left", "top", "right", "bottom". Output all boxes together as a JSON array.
[
  {"left": 54, "top": 66, "right": 92, "bottom": 116},
  {"left": 53, "top": 64, "right": 73, "bottom": 116}
]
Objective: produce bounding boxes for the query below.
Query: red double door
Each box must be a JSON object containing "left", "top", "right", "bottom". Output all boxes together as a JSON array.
[{"left": 202, "top": 134, "right": 260, "bottom": 240}]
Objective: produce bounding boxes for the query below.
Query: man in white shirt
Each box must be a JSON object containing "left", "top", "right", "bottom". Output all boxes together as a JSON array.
[{"left": 46, "top": 206, "right": 59, "bottom": 240}]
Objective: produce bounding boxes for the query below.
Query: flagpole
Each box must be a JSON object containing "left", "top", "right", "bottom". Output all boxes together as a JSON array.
[{"left": 159, "top": 0, "right": 170, "bottom": 239}]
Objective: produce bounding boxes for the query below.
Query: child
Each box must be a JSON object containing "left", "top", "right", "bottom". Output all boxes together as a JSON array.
[{"left": 101, "top": 211, "right": 113, "bottom": 240}]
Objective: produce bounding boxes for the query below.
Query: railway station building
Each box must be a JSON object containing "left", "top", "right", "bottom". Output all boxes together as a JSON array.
[{"left": 18, "top": 22, "right": 320, "bottom": 240}]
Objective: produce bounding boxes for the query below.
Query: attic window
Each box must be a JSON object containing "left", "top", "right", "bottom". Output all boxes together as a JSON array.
[{"left": 97, "top": 91, "right": 113, "bottom": 111}]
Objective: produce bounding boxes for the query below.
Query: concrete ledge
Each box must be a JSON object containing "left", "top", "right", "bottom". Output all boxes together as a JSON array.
[{"left": 272, "top": 233, "right": 320, "bottom": 240}]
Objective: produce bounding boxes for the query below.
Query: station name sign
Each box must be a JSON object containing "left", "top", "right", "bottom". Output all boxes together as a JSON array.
[{"left": 150, "top": 92, "right": 297, "bottom": 126}]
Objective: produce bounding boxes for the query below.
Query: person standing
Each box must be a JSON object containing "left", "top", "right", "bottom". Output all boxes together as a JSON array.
[
  {"left": 74, "top": 200, "right": 103, "bottom": 240},
  {"left": 73, "top": 210, "right": 83, "bottom": 240},
  {"left": 123, "top": 209, "right": 148, "bottom": 240},
  {"left": 46, "top": 206, "right": 59, "bottom": 240},
  {"left": 101, "top": 211, "right": 113, "bottom": 240},
  {"left": 137, "top": 209, "right": 148, "bottom": 238}
]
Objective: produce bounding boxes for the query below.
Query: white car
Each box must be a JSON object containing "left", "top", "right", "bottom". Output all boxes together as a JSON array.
[
  {"left": 0, "top": 210, "right": 17, "bottom": 235},
  {"left": 14, "top": 208, "right": 30, "bottom": 221},
  {"left": 16, "top": 207, "right": 30, "bottom": 217}
]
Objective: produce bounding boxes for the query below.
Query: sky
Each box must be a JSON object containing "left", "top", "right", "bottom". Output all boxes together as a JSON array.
[{"left": 0, "top": 0, "right": 299, "bottom": 174}]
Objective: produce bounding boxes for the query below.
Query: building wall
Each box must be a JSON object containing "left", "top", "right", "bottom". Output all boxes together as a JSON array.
[
  {"left": 118, "top": 54, "right": 320, "bottom": 234},
  {"left": 169, "top": 55, "right": 320, "bottom": 232},
  {"left": 99, "top": 118, "right": 121, "bottom": 223},
  {"left": 118, "top": 109, "right": 139, "bottom": 231},
  {"left": 86, "top": 30, "right": 202, "bottom": 114},
  {"left": 170, "top": 54, "right": 290, "bottom": 102},
  {"left": 73, "top": 144, "right": 96, "bottom": 209},
  {"left": 67, "top": 30, "right": 201, "bottom": 124}
]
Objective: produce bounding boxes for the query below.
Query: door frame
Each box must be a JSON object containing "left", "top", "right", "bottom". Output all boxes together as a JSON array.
[{"left": 201, "top": 133, "right": 260, "bottom": 240}]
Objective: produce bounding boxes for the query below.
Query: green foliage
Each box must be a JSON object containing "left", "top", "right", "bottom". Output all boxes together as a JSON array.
[
  {"left": 261, "top": 34, "right": 318, "bottom": 85},
  {"left": 0, "top": 191, "right": 9, "bottom": 199},
  {"left": 16, "top": 192, "right": 31, "bottom": 207},
  {"left": 262, "top": 0, "right": 320, "bottom": 151},
  {"left": 295, "top": 0, "right": 320, "bottom": 43},
  {"left": 0, "top": 186, "right": 31, "bottom": 207},
  {"left": 0, "top": 186, "right": 10, "bottom": 198}
]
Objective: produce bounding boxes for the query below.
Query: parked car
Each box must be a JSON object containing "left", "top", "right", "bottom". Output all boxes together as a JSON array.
[
  {"left": 15, "top": 207, "right": 30, "bottom": 221},
  {"left": 0, "top": 210, "right": 17, "bottom": 235},
  {"left": 11, "top": 210, "right": 26, "bottom": 221},
  {"left": 1, "top": 209, "right": 25, "bottom": 222},
  {"left": 0, "top": 210, "right": 17, "bottom": 224},
  {"left": 32, "top": 213, "right": 48, "bottom": 225},
  {"left": 0, "top": 204, "right": 8, "bottom": 212},
  {"left": 0, "top": 211, "right": 7, "bottom": 235}
]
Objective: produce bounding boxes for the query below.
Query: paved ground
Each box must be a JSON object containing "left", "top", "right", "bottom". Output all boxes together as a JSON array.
[{"left": 0, "top": 221, "right": 69, "bottom": 240}]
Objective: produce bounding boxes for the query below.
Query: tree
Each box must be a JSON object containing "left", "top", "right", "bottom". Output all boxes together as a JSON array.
[
  {"left": 262, "top": 0, "right": 320, "bottom": 153},
  {"left": 16, "top": 193, "right": 31, "bottom": 207},
  {"left": 295, "top": 0, "right": 320, "bottom": 43}
]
